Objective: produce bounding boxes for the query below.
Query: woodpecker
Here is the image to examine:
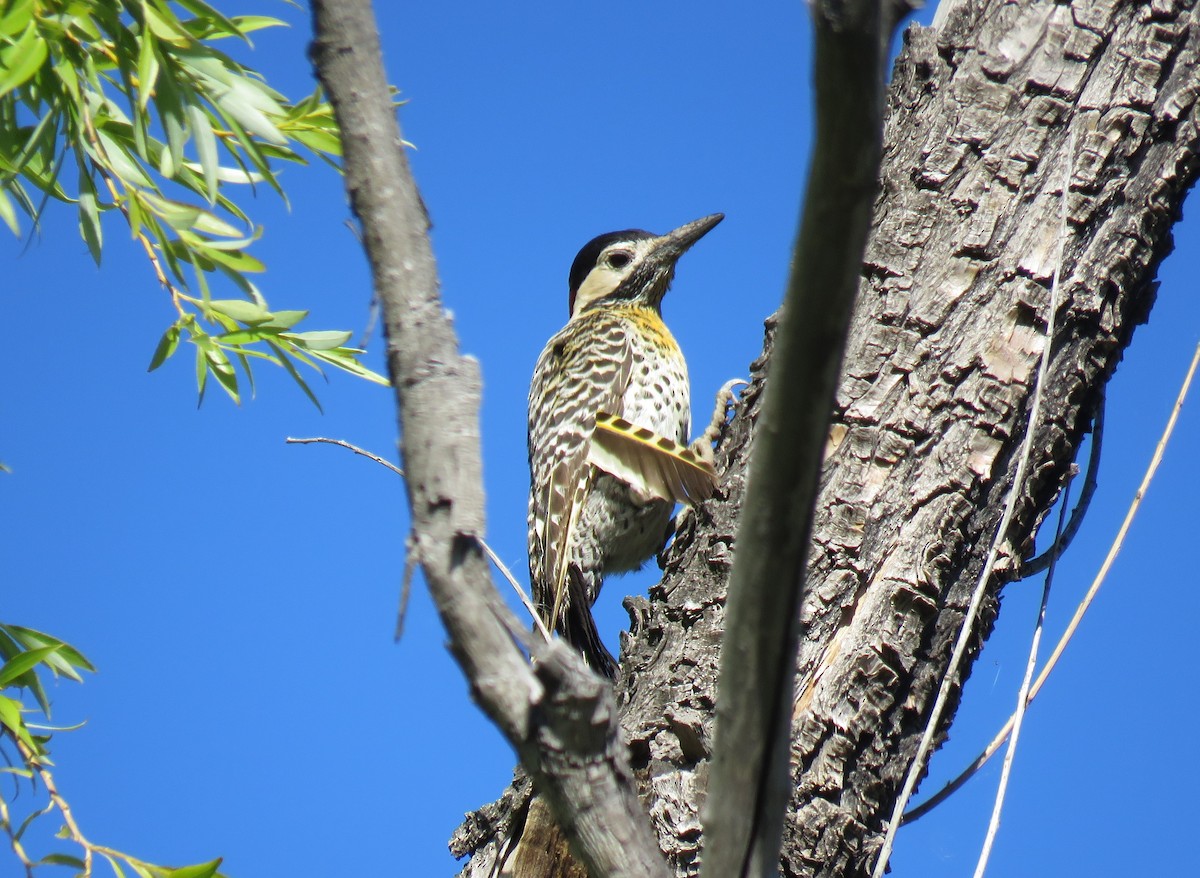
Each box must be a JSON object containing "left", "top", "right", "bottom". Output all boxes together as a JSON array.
[{"left": 527, "top": 213, "right": 724, "bottom": 677}]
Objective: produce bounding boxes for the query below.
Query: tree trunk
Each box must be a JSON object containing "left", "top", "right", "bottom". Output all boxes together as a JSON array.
[{"left": 455, "top": 1, "right": 1200, "bottom": 875}]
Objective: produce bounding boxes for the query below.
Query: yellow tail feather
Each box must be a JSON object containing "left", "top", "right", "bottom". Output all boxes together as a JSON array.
[{"left": 588, "top": 412, "right": 718, "bottom": 506}]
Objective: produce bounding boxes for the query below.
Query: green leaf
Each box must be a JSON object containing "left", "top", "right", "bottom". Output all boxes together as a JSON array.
[
  {"left": 232, "top": 346, "right": 255, "bottom": 398},
  {"left": 39, "top": 853, "right": 87, "bottom": 868},
  {"left": 177, "top": 51, "right": 289, "bottom": 146},
  {"left": 208, "top": 298, "right": 270, "bottom": 324},
  {"left": 13, "top": 800, "right": 53, "bottom": 841},
  {"left": 188, "top": 229, "right": 258, "bottom": 251},
  {"left": 154, "top": 62, "right": 188, "bottom": 178},
  {"left": 138, "top": 192, "right": 242, "bottom": 239},
  {"left": 0, "top": 187, "right": 19, "bottom": 235},
  {"left": 130, "top": 861, "right": 159, "bottom": 878},
  {"left": 0, "top": 693, "right": 27, "bottom": 740},
  {"left": 0, "top": 23, "right": 48, "bottom": 98},
  {"left": 187, "top": 102, "right": 219, "bottom": 202},
  {"left": 150, "top": 199, "right": 204, "bottom": 233},
  {"left": 142, "top": 3, "right": 193, "bottom": 47},
  {"left": 148, "top": 324, "right": 182, "bottom": 372},
  {"left": 125, "top": 184, "right": 146, "bottom": 233},
  {"left": 0, "top": 0, "right": 34, "bottom": 37},
  {"left": 180, "top": 160, "right": 263, "bottom": 185},
  {"left": 268, "top": 341, "right": 322, "bottom": 413},
  {"left": 78, "top": 172, "right": 102, "bottom": 265},
  {"left": 176, "top": 0, "right": 247, "bottom": 40},
  {"left": 4, "top": 626, "right": 95, "bottom": 676},
  {"left": 194, "top": 343, "right": 208, "bottom": 404},
  {"left": 196, "top": 244, "right": 264, "bottom": 273},
  {"left": 0, "top": 99, "right": 61, "bottom": 185},
  {"left": 289, "top": 125, "right": 341, "bottom": 158},
  {"left": 205, "top": 100, "right": 284, "bottom": 197},
  {"left": 94, "top": 128, "right": 153, "bottom": 187},
  {"left": 66, "top": 6, "right": 100, "bottom": 40},
  {"left": 309, "top": 349, "right": 390, "bottom": 385},
  {"left": 212, "top": 330, "right": 262, "bottom": 345},
  {"left": 228, "top": 15, "right": 287, "bottom": 35},
  {"left": 191, "top": 209, "right": 242, "bottom": 238},
  {"left": 25, "top": 673, "right": 49, "bottom": 715},
  {"left": 218, "top": 87, "right": 286, "bottom": 146},
  {"left": 146, "top": 213, "right": 190, "bottom": 284},
  {"left": 259, "top": 309, "right": 307, "bottom": 330},
  {"left": 136, "top": 27, "right": 160, "bottom": 112},
  {"left": 0, "top": 645, "right": 61, "bottom": 687},
  {"left": 164, "top": 858, "right": 223, "bottom": 878},
  {"left": 205, "top": 346, "right": 239, "bottom": 403},
  {"left": 285, "top": 330, "right": 353, "bottom": 351}
]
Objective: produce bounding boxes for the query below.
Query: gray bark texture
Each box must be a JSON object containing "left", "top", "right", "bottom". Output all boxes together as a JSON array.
[
  {"left": 455, "top": 0, "right": 1200, "bottom": 876},
  {"left": 309, "top": 3, "right": 671, "bottom": 877}
]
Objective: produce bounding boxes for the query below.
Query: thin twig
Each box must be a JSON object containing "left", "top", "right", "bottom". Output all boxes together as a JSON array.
[
  {"left": 481, "top": 541, "right": 552, "bottom": 642},
  {"left": 0, "top": 786, "right": 36, "bottom": 878},
  {"left": 14, "top": 737, "right": 93, "bottom": 877},
  {"left": 285, "top": 436, "right": 405, "bottom": 476},
  {"left": 1020, "top": 390, "right": 1105, "bottom": 578},
  {"left": 395, "top": 550, "right": 417, "bottom": 642},
  {"left": 975, "top": 492, "right": 1064, "bottom": 869},
  {"left": 3, "top": 730, "right": 176, "bottom": 877},
  {"left": 872, "top": 125, "right": 1075, "bottom": 878},
  {"left": 974, "top": 483, "right": 1069, "bottom": 875},
  {"left": 358, "top": 295, "right": 381, "bottom": 351},
  {"left": 287, "top": 436, "right": 550, "bottom": 641},
  {"left": 338, "top": 219, "right": 381, "bottom": 350},
  {"left": 903, "top": 337, "right": 1200, "bottom": 824},
  {"left": 972, "top": 124, "right": 1075, "bottom": 878}
]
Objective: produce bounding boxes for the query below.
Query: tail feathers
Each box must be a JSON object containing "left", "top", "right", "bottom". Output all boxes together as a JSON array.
[{"left": 559, "top": 567, "right": 617, "bottom": 679}]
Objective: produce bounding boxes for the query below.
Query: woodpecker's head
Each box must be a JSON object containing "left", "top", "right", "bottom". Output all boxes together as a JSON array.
[{"left": 567, "top": 213, "right": 723, "bottom": 320}]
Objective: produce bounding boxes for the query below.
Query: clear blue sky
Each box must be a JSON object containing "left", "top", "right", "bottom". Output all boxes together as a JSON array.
[{"left": 3, "top": 2, "right": 1198, "bottom": 876}]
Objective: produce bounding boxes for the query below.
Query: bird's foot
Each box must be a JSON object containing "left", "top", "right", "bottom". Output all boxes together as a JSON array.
[{"left": 692, "top": 378, "right": 748, "bottom": 464}]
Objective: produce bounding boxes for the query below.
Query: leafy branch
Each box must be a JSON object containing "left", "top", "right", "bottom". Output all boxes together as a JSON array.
[
  {"left": 0, "top": 0, "right": 387, "bottom": 404},
  {"left": 0, "top": 625, "right": 225, "bottom": 878}
]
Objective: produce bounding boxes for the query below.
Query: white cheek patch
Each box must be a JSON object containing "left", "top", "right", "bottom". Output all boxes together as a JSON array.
[{"left": 572, "top": 267, "right": 623, "bottom": 318}]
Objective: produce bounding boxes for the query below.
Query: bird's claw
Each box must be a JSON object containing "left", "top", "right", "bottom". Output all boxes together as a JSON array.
[{"left": 698, "top": 378, "right": 748, "bottom": 450}]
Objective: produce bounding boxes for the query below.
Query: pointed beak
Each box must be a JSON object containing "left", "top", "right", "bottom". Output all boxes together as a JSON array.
[{"left": 653, "top": 213, "right": 724, "bottom": 263}]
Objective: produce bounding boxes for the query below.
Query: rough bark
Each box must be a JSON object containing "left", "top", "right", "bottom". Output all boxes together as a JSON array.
[{"left": 457, "top": 1, "right": 1200, "bottom": 876}]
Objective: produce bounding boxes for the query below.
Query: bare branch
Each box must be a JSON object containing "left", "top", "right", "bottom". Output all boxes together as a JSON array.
[
  {"left": 1018, "top": 391, "right": 1104, "bottom": 578},
  {"left": 285, "top": 436, "right": 405, "bottom": 477},
  {"left": 701, "top": 2, "right": 902, "bottom": 876},
  {"left": 308, "top": 0, "right": 531, "bottom": 739},
  {"left": 287, "top": 435, "right": 550, "bottom": 637},
  {"left": 307, "top": 4, "right": 667, "bottom": 875}
]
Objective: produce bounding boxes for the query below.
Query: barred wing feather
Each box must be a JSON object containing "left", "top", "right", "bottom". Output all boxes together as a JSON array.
[{"left": 588, "top": 412, "right": 718, "bottom": 506}]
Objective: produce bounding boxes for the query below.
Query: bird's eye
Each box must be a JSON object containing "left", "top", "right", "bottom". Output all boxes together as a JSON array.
[{"left": 606, "top": 251, "right": 632, "bottom": 270}]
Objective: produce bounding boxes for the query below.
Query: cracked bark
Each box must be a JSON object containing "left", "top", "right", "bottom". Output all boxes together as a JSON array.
[{"left": 455, "top": 1, "right": 1200, "bottom": 876}]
